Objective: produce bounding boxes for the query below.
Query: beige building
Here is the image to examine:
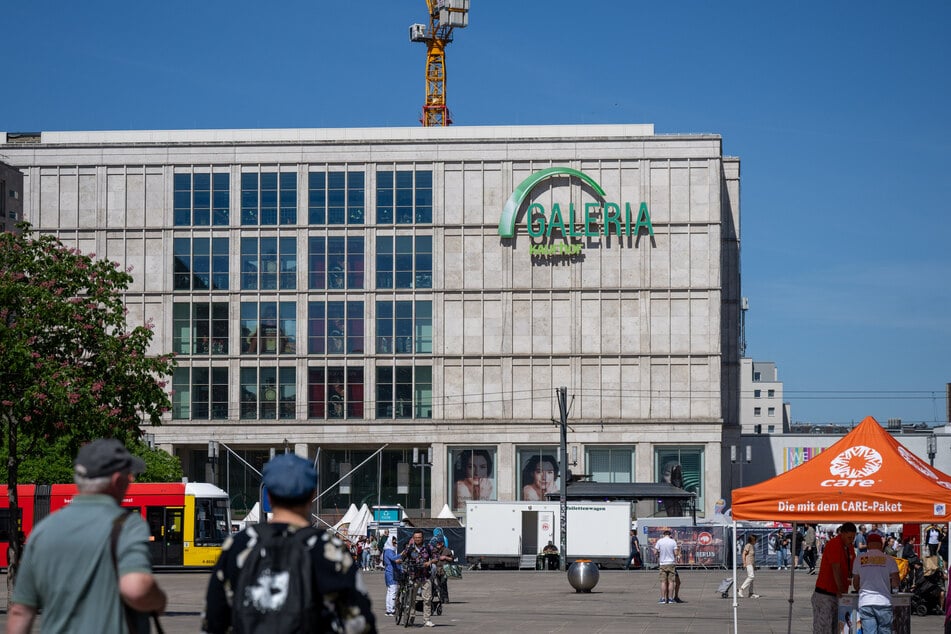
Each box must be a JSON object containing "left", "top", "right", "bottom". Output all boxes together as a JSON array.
[{"left": 1, "top": 124, "right": 741, "bottom": 519}]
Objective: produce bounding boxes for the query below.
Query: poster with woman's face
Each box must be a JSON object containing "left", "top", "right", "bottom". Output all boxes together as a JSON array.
[
  {"left": 449, "top": 448, "right": 497, "bottom": 511},
  {"left": 518, "top": 447, "right": 560, "bottom": 501}
]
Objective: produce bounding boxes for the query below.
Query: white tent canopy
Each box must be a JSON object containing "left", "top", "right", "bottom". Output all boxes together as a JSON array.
[
  {"left": 436, "top": 503, "right": 456, "bottom": 519},
  {"left": 333, "top": 503, "right": 360, "bottom": 531},
  {"left": 347, "top": 503, "right": 371, "bottom": 539}
]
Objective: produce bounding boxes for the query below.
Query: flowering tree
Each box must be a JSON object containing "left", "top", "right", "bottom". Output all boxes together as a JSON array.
[{"left": 0, "top": 224, "right": 175, "bottom": 584}]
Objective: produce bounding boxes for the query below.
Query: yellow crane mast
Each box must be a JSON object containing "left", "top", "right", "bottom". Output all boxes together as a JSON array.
[{"left": 410, "top": 0, "right": 470, "bottom": 126}]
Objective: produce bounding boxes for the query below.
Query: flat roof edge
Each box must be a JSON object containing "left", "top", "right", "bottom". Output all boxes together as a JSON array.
[{"left": 0, "top": 124, "right": 690, "bottom": 145}]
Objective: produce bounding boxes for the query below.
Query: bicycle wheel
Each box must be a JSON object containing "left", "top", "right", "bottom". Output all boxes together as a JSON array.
[
  {"left": 394, "top": 582, "right": 406, "bottom": 625},
  {"left": 402, "top": 582, "right": 417, "bottom": 628}
]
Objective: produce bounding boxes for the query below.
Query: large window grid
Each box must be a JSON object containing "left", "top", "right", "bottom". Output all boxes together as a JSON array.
[
  {"left": 172, "top": 303, "right": 229, "bottom": 355},
  {"left": 655, "top": 447, "right": 704, "bottom": 514},
  {"left": 307, "top": 301, "right": 364, "bottom": 354},
  {"left": 241, "top": 172, "right": 297, "bottom": 225},
  {"left": 172, "top": 367, "right": 229, "bottom": 420},
  {"left": 308, "top": 236, "right": 364, "bottom": 289},
  {"left": 376, "top": 300, "right": 432, "bottom": 354},
  {"left": 308, "top": 366, "right": 364, "bottom": 419},
  {"left": 376, "top": 169, "right": 432, "bottom": 224},
  {"left": 586, "top": 446, "right": 635, "bottom": 483},
  {"left": 240, "top": 302, "right": 296, "bottom": 355},
  {"left": 240, "top": 236, "right": 297, "bottom": 290},
  {"left": 376, "top": 235, "right": 432, "bottom": 289},
  {"left": 376, "top": 366, "right": 432, "bottom": 419},
  {"left": 174, "top": 172, "right": 229, "bottom": 226},
  {"left": 239, "top": 367, "right": 296, "bottom": 419},
  {"left": 308, "top": 171, "right": 365, "bottom": 225},
  {"left": 173, "top": 237, "right": 229, "bottom": 291}
]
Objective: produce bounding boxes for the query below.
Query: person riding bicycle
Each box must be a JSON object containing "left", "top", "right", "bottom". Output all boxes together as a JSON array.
[{"left": 397, "top": 530, "right": 437, "bottom": 628}]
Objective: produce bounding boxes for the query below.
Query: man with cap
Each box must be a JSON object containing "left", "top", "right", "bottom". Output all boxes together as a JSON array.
[
  {"left": 7, "top": 438, "right": 167, "bottom": 634},
  {"left": 812, "top": 522, "right": 857, "bottom": 634},
  {"left": 202, "top": 453, "right": 376, "bottom": 633},
  {"left": 852, "top": 532, "right": 899, "bottom": 634}
]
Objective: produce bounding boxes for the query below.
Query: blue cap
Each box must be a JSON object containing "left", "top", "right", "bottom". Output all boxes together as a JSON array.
[{"left": 263, "top": 454, "right": 317, "bottom": 500}]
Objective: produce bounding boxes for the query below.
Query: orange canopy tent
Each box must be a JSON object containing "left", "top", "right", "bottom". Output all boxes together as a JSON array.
[
  {"left": 728, "top": 416, "right": 951, "bottom": 634},
  {"left": 732, "top": 416, "right": 951, "bottom": 522}
]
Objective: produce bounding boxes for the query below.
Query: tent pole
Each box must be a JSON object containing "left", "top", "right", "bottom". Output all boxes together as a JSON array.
[
  {"left": 787, "top": 522, "right": 797, "bottom": 634},
  {"left": 732, "top": 520, "right": 738, "bottom": 634}
]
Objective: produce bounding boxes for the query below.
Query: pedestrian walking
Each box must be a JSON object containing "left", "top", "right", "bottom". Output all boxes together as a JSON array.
[
  {"left": 739, "top": 534, "right": 761, "bottom": 599},
  {"left": 7, "top": 439, "right": 167, "bottom": 634},
  {"left": 382, "top": 536, "right": 401, "bottom": 616}
]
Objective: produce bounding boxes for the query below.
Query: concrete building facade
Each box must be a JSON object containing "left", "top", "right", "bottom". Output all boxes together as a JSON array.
[
  {"left": 739, "top": 358, "right": 788, "bottom": 434},
  {"left": 1, "top": 124, "right": 741, "bottom": 518}
]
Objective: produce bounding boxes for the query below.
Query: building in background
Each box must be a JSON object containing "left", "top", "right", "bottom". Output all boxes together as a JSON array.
[
  {"left": 739, "top": 359, "right": 789, "bottom": 434},
  {"left": 0, "top": 160, "right": 24, "bottom": 234},
  {"left": 0, "top": 124, "right": 741, "bottom": 519}
]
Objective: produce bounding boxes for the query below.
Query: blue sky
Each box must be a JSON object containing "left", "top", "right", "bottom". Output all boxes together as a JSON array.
[{"left": 3, "top": 1, "right": 949, "bottom": 425}]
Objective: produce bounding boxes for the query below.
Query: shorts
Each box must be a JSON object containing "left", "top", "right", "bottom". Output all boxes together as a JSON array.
[{"left": 658, "top": 564, "right": 677, "bottom": 583}]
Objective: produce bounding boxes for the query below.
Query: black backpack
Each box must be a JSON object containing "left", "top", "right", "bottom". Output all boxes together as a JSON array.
[{"left": 232, "top": 524, "right": 319, "bottom": 634}]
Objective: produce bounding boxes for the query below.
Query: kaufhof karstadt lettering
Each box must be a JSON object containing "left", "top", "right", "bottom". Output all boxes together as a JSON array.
[{"left": 496, "top": 168, "right": 654, "bottom": 254}]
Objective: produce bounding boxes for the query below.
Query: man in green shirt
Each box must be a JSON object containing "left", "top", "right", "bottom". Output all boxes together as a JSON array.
[{"left": 8, "top": 439, "right": 167, "bottom": 633}]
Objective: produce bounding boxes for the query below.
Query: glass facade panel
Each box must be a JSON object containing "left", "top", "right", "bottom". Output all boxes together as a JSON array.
[
  {"left": 376, "top": 365, "right": 431, "bottom": 419},
  {"left": 240, "top": 237, "right": 296, "bottom": 291},
  {"left": 376, "top": 169, "right": 432, "bottom": 224},
  {"left": 173, "top": 237, "right": 229, "bottom": 291},
  {"left": 173, "top": 302, "right": 229, "bottom": 355},
  {"left": 171, "top": 367, "right": 228, "bottom": 420},
  {"left": 240, "top": 302, "right": 296, "bottom": 355},
  {"left": 307, "top": 366, "right": 363, "bottom": 419},
  {"left": 655, "top": 447, "right": 704, "bottom": 515},
  {"left": 309, "top": 171, "right": 364, "bottom": 225},
  {"left": 174, "top": 172, "right": 229, "bottom": 226},
  {"left": 375, "top": 235, "right": 432, "bottom": 289},
  {"left": 586, "top": 447, "right": 635, "bottom": 483},
  {"left": 239, "top": 366, "right": 296, "bottom": 420},
  {"left": 242, "top": 171, "right": 296, "bottom": 226}
]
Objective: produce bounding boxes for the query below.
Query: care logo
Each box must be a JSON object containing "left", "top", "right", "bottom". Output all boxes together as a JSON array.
[
  {"left": 898, "top": 445, "right": 951, "bottom": 491},
  {"left": 496, "top": 167, "right": 654, "bottom": 254},
  {"left": 821, "top": 445, "right": 881, "bottom": 488}
]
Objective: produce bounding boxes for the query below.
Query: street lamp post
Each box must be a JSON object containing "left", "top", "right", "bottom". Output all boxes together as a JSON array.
[
  {"left": 731, "top": 444, "right": 752, "bottom": 488},
  {"left": 927, "top": 434, "right": 937, "bottom": 467}
]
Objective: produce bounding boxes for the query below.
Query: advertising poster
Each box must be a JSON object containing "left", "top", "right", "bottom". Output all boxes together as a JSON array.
[
  {"left": 449, "top": 447, "right": 497, "bottom": 511},
  {"left": 517, "top": 446, "right": 560, "bottom": 501}
]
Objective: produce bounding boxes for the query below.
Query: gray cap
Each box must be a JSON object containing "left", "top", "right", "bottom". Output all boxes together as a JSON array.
[{"left": 74, "top": 439, "right": 146, "bottom": 478}]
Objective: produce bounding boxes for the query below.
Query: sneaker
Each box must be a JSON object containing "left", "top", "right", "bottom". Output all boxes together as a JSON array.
[
  {"left": 750, "top": 594, "right": 761, "bottom": 599},
  {"left": 658, "top": 598, "right": 667, "bottom": 604},
  {"left": 424, "top": 621, "right": 436, "bottom": 628},
  {"left": 672, "top": 597, "right": 685, "bottom": 603}
]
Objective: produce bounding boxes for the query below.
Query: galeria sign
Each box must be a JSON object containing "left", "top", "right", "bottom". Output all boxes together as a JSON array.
[{"left": 496, "top": 168, "right": 654, "bottom": 248}]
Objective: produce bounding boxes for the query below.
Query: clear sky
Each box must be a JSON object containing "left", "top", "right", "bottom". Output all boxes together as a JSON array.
[{"left": 3, "top": 1, "right": 949, "bottom": 426}]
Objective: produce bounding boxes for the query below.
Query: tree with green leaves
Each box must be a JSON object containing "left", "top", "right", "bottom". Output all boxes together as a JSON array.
[{"left": 0, "top": 223, "right": 175, "bottom": 587}]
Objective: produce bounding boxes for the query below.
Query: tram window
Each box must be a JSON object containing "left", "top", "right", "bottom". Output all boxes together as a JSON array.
[
  {"left": 0, "top": 509, "right": 10, "bottom": 542},
  {"left": 194, "top": 498, "right": 229, "bottom": 547}
]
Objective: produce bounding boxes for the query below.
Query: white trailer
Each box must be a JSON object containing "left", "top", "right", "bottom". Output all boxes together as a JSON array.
[{"left": 464, "top": 500, "right": 631, "bottom": 568}]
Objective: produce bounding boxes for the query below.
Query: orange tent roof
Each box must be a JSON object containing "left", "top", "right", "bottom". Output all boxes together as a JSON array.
[{"left": 732, "top": 416, "right": 951, "bottom": 522}]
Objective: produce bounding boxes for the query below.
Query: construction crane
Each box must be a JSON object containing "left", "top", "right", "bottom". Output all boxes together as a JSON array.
[{"left": 409, "top": 0, "right": 470, "bottom": 126}]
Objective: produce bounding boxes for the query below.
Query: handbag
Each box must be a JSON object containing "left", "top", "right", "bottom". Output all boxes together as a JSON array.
[{"left": 110, "top": 511, "right": 165, "bottom": 634}]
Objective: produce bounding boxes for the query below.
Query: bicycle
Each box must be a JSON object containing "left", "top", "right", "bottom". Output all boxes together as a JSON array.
[{"left": 395, "top": 560, "right": 424, "bottom": 627}]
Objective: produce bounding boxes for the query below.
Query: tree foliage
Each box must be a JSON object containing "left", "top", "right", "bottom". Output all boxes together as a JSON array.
[{"left": 0, "top": 224, "right": 176, "bottom": 582}]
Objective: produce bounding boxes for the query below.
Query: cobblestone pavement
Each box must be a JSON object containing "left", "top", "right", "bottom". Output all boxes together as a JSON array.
[{"left": 2, "top": 568, "right": 946, "bottom": 633}]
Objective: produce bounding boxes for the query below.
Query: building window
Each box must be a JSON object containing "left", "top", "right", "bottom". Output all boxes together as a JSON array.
[
  {"left": 767, "top": 425, "right": 775, "bottom": 434},
  {"left": 241, "top": 172, "right": 296, "bottom": 225},
  {"left": 174, "top": 172, "right": 229, "bottom": 226},
  {"left": 753, "top": 407, "right": 761, "bottom": 416},
  {"left": 240, "top": 302, "right": 296, "bottom": 355},
  {"left": 753, "top": 389, "right": 761, "bottom": 398},
  {"left": 239, "top": 367, "right": 296, "bottom": 419},
  {"left": 375, "top": 366, "right": 432, "bottom": 419},
  {"left": 172, "top": 303, "right": 228, "bottom": 355},
  {"left": 753, "top": 371, "right": 761, "bottom": 381},
  {"left": 376, "top": 169, "right": 432, "bottom": 224},
  {"left": 767, "top": 389, "right": 775, "bottom": 398},
  {"left": 240, "top": 236, "right": 296, "bottom": 290},
  {"left": 308, "top": 171, "right": 364, "bottom": 225},
  {"left": 655, "top": 447, "right": 704, "bottom": 514},
  {"left": 307, "top": 300, "right": 364, "bottom": 354},
  {"left": 308, "top": 236, "right": 364, "bottom": 289},
  {"left": 516, "top": 446, "right": 561, "bottom": 500},
  {"left": 376, "top": 300, "right": 432, "bottom": 354},
  {"left": 586, "top": 447, "right": 635, "bottom": 484},
  {"left": 768, "top": 407, "right": 776, "bottom": 417},
  {"left": 307, "top": 366, "right": 364, "bottom": 418},
  {"left": 173, "top": 237, "right": 229, "bottom": 291},
  {"left": 172, "top": 367, "right": 228, "bottom": 420},
  {"left": 376, "top": 235, "right": 432, "bottom": 289}
]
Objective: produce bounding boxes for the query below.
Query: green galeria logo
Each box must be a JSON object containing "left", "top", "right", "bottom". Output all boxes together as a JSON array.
[{"left": 497, "top": 167, "right": 654, "bottom": 255}]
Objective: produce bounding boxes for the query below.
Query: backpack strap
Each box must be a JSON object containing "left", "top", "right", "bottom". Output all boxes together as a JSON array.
[{"left": 110, "top": 510, "right": 164, "bottom": 634}]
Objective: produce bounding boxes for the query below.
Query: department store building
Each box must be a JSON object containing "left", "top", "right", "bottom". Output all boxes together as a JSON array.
[{"left": 1, "top": 124, "right": 741, "bottom": 519}]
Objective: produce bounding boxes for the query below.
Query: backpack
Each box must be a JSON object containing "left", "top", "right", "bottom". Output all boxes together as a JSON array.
[
  {"left": 232, "top": 524, "right": 319, "bottom": 634},
  {"left": 770, "top": 533, "right": 780, "bottom": 550}
]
